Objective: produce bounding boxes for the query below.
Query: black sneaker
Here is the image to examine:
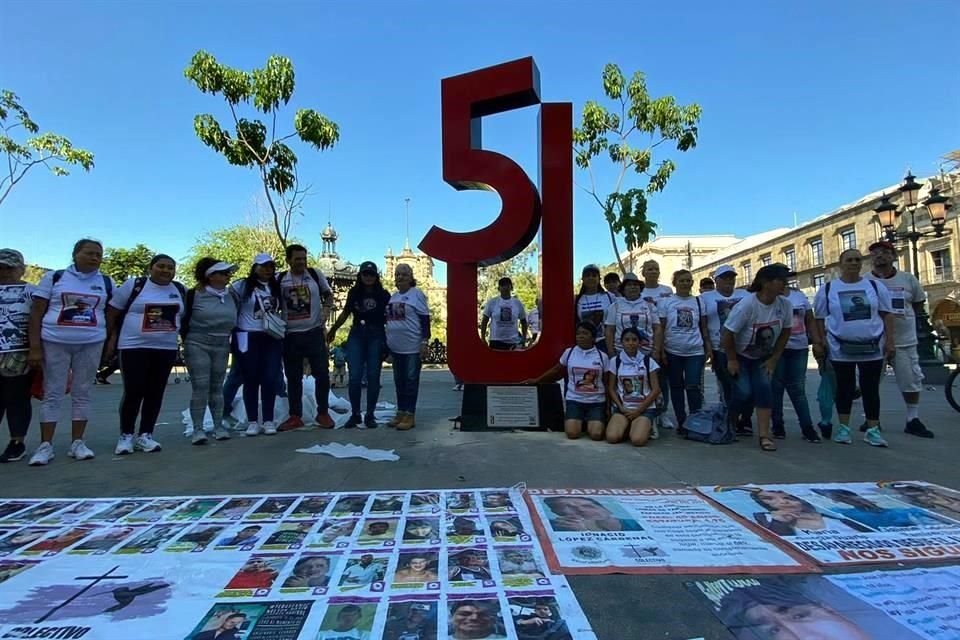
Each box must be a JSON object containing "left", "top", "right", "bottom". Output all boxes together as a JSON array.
[
  {"left": 801, "top": 425, "right": 822, "bottom": 443},
  {"left": 363, "top": 413, "right": 379, "bottom": 429},
  {"left": 0, "top": 441, "right": 26, "bottom": 463},
  {"left": 904, "top": 418, "right": 935, "bottom": 439},
  {"left": 818, "top": 422, "right": 833, "bottom": 440},
  {"left": 858, "top": 421, "right": 869, "bottom": 433},
  {"left": 345, "top": 414, "right": 362, "bottom": 429},
  {"left": 772, "top": 424, "right": 786, "bottom": 439}
]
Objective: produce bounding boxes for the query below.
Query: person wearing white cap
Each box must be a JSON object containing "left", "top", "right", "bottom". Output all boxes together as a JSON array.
[
  {"left": 231, "top": 253, "right": 284, "bottom": 436},
  {"left": 699, "top": 265, "right": 749, "bottom": 418},
  {"left": 0, "top": 249, "right": 34, "bottom": 463},
  {"left": 181, "top": 257, "right": 240, "bottom": 444}
]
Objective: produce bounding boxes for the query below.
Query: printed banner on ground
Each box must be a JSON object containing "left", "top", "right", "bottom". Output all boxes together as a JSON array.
[
  {"left": 687, "top": 566, "right": 960, "bottom": 640},
  {"left": 0, "top": 489, "right": 594, "bottom": 639},
  {"left": 698, "top": 481, "right": 960, "bottom": 566},
  {"left": 525, "top": 488, "right": 812, "bottom": 574}
]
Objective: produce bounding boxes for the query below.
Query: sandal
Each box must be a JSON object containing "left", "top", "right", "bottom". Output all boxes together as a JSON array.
[{"left": 759, "top": 437, "right": 777, "bottom": 452}]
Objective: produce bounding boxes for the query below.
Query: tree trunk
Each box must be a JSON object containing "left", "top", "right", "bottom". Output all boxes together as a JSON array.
[{"left": 608, "top": 221, "right": 626, "bottom": 274}]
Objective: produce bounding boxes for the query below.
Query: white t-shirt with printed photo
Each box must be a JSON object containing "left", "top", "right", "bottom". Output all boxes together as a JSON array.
[
  {"left": 278, "top": 269, "right": 331, "bottom": 333},
  {"left": 606, "top": 351, "right": 659, "bottom": 410},
  {"left": 576, "top": 291, "right": 615, "bottom": 341},
  {"left": 33, "top": 268, "right": 113, "bottom": 345},
  {"left": 603, "top": 297, "right": 660, "bottom": 353},
  {"left": 657, "top": 294, "right": 704, "bottom": 356},
  {"left": 386, "top": 287, "right": 430, "bottom": 355},
  {"left": 864, "top": 269, "right": 924, "bottom": 347},
  {"left": 109, "top": 278, "right": 184, "bottom": 350},
  {"left": 0, "top": 283, "right": 32, "bottom": 353},
  {"left": 483, "top": 296, "right": 526, "bottom": 344},
  {"left": 814, "top": 278, "right": 893, "bottom": 362},
  {"left": 232, "top": 281, "right": 280, "bottom": 333},
  {"left": 559, "top": 345, "right": 608, "bottom": 404},
  {"left": 641, "top": 283, "right": 674, "bottom": 305},
  {"left": 784, "top": 289, "right": 811, "bottom": 351},
  {"left": 700, "top": 289, "right": 750, "bottom": 350},
  {"left": 723, "top": 293, "right": 793, "bottom": 360}
]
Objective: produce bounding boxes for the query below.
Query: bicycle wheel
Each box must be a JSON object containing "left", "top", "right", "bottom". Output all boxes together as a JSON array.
[{"left": 946, "top": 368, "right": 960, "bottom": 413}]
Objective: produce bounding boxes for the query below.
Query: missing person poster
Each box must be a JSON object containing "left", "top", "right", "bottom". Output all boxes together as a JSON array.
[
  {"left": 686, "top": 568, "right": 960, "bottom": 640},
  {"left": 0, "top": 489, "right": 596, "bottom": 639},
  {"left": 526, "top": 488, "right": 810, "bottom": 574},
  {"left": 698, "top": 481, "right": 960, "bottom": 566}
]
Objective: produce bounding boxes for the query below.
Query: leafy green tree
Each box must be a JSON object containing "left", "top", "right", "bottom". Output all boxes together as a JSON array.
[
  {"left": 101, "top": 244, "right": 154, "bottom": 283},
  {"left": 183, "top": 222, "right": 300, "bottom": 283},
  {"left": 184, "top": 51, "right": 340, "bottom": 247},
  {"left": 0, "top": 90, "right": 94, "bottom": 207},
  {"left": 574, "top": 64, "right": 701, "bottom": 273},
  {"left": 22, "top": 264, "right": 49, "bottom": 285},
  {"left": 478, "top": 244, "right": 539, "bottom": 313}
]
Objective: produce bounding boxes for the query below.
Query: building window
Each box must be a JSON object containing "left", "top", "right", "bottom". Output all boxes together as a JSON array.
[
  {"left": 810, "top": 238, "right": 824, "bottom": 266},
  {"left": 840, "top": 228, "right": 857, "bottom": 251},
  {"left": 760, "top": 254, "right": 772, "bottom": 266},
  {"left": 931, "top": 249, "right": 952, "bottom": 283},
  {"left": 787, "top": 279, "right": 798, "bottom": 290},
  {"left": 783, "top": 248, "right": 796, "bottom": 271},
  {"left": 743, "top": 263, "right": 753, "bottom": 281},
  {"left": 812, "top": 273, "right": 825, "bottom": 290}
]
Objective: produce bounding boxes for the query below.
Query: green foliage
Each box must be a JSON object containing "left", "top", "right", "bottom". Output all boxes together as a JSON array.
[
  {"left": 22, "top": 264, "right": 49, "bottom": 285},
  {"left": 478, "top": 244, "right": 539, "bottom": 313},
  {"left": 0, "top": 90, "right": 94, "bottom": 207},
  {"left": 184, "top": 51, "right": 340, "bottom": 247},
  {"left": 183, "top": 222, "right": 299, "bottom": 286},
  {"left": 574, "top": 64, "right": 701, "bottom": 271},
  {"left": 101, "top": 244, "right": 154, "bottom": 283}
]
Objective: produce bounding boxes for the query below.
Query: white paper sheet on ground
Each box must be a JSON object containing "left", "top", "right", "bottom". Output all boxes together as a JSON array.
[
  {"left": 181, "top": 377, "right": 395, "bottom": 434},
  {"left": 295, "top": 442, "right": 400, "bottom": 462}
]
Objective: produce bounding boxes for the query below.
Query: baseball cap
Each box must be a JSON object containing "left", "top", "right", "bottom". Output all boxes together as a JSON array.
[
  {"left": 756, "top": 263, "right": 795, "bottom": 280},
  {"left": 868, "top": 240, "right": 897, "bottom": 254},
  {"left": 622, "top": 272, "right": 640, "bottom": 282},
  {"left": 0, "top": 249, "right": 25, "bottom": 268},
  {"left": 581, "top": 264, "right": 600, "bottom": 275},
  {"left": 204, "top": 261, "right": 237, "bottom": 277},
  {"left": 713, "top": 265, "right": 736, "bottom": 278},
  {"left": 359, "top": 260, "right": 379, "bottom": 275},
  {"left": 253, "top": 253, "right": 275, "bottom": 265}
]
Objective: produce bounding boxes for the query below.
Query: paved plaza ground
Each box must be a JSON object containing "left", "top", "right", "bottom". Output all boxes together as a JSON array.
[{"left": 1, "top": 366, "right": 958, "bottom": 639}]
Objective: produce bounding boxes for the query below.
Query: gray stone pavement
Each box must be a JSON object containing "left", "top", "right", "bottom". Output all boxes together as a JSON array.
[{"left": 1, "top": 366, "right": 958, "bottom": 639}]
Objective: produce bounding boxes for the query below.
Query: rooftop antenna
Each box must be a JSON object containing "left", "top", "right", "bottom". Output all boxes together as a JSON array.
[{"left": 404, "top": 197, "right": 411, "bottom": 251}]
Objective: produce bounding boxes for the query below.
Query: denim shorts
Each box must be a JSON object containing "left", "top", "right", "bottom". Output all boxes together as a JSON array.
[{"left": 565, "top": 400, "right": 606, "bottom": 422}]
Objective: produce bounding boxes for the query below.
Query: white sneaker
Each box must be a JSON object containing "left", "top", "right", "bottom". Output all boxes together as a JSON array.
[
  {"left": 650, "top": 421, "right": 661, "bottom": 440},
  {"left": 191, "top": 429, "right": 208, "bottom": 446},
  {"left": 135, "top": 433, "right": 162, "bottom": 453},
  {"left": 68, "top": 440, "right": 95, "bottom": 460},
  {"left": 262, "top": 421, "right": 277, "bottom": 436},
  {"left": 28, "top": 442, "right": 55, "bottom": 466},
  {"left": 244, "top": 423, "right": 261, "bottom": 437},
  {"left": 115, "top": 434, "right": 135, "bottom": 455},
  {"left": 213, "top": 428, "right": 232, "bottom": 441}
]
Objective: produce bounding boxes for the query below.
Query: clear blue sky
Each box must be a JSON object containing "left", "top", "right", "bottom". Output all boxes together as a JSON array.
[{"left": 3, "top": 0, "right": 958, "bottom": 281}]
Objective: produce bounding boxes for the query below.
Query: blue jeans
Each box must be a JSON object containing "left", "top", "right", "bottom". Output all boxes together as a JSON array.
[
  {"left": 237, "top": 332, "right": 283, "bottom": 423},
  {"left": 772, "top": 348, "right": 815, "bottom": 430},
  {"left": 666, "top": 353, "right": 705, "bottom": 425},
  {"left": 347, "top": 326, "right": 384, "bottom": 416},
  {"left": 731, "top": 355, "right": 773, "bottom": 412},
  {"left": 392, "top": 352, "right": 423, "bottom": 414},
  {"left": 816, "top": 359, "right": 836, "bottom": 427}
]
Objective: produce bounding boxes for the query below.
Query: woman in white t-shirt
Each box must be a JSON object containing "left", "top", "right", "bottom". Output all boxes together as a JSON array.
[
  {"left": 605, "top": 327, "right": 661, "bottom": 446},
  {"left": 813, "top": 248, "right": 895, "bottom": 448},
  {"left": 27, "top": 239, "right": 114, "bottom": 466},
  {"left": 574, "top": 264, "right": 615, "bottom": 352},
  {"left": 526, "top": 321, "right": 609, "bottom": 440},
  {"left": 105, "top": 254, "right": 185, "bottom": 456},
  {"left": 603, "top": 272, "right": 661, "bottom": 358},
  {"left": 721, "top": 264, "right": 794, "bottom": 452},
  {"left": 385, "top": 263, "right": 431, "bottom": 431},
  {"left": 656, "top": 269, "right": 709, "bottom": 432}
]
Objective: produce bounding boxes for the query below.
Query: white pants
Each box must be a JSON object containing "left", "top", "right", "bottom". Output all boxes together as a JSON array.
[{"left": 40, "top": 341, "right": 103, "bottom": 423}]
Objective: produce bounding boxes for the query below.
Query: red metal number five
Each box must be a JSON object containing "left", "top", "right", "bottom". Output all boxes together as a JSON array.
[{"left": 419, "top": 57, "right": 573, "bottom": 383}]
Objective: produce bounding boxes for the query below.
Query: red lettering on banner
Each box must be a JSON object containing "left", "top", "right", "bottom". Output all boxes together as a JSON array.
[
  {"left": 839, "top": 549, "right": 896, "bottom": 561},
  {"left": 420, "top": 57, "right": 574, "bottom": 383}
]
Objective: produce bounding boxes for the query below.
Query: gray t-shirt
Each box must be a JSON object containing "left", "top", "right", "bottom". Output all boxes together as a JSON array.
[{"left": 185, "top": 288, "right": 239, "bottom": 338}]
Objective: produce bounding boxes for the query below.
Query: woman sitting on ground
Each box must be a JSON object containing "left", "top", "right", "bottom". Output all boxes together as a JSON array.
[{"left": 606, "top": 327, "right": 661, "bottom": 446}]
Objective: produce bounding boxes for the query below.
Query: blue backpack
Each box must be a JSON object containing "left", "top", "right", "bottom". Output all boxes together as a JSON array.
[{"left": 684, "top": 403, "right": 735, "bottom": 444}]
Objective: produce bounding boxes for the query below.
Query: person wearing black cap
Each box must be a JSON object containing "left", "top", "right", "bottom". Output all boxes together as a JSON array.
[
  {"left": 721, "top": 264, "right": 794, "bottom": 451},
  {"left": 574, "top": 264, "right": 615, "bottom": 352},
  {"left": 0, "top": 249, "right": 34, "bottom": 463},
  {"left": 865, "top": 240, "right": 934, "bottom": 438},
  {"left": 327, "top": 261, "right": 391, "bottom": 428}
]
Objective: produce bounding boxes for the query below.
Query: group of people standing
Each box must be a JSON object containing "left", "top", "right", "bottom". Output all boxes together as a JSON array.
[
  {"left": 0, "top": 239, "right": 432, "bottom": 466},
  {"left": 533, "top": 243, "right": 935, "bottom": 452}
]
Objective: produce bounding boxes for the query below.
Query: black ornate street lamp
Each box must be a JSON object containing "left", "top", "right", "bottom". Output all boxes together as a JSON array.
[{"left": 874, "top": 172, "right": 954, "bottom": 366}]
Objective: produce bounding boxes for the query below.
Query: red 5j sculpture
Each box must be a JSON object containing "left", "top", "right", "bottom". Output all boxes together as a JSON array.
[{"left": 419, "top": 57, "right": 574, "bottom": 383}]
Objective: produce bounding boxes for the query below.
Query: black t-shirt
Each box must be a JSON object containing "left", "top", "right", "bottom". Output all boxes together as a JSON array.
[{"left": 346, "top": 286, "right": 390, "bottom": 328}]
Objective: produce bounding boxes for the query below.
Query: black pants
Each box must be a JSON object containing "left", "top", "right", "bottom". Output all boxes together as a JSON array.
[
  {"left": 0, "top": 372, "right": 33, "bottom": 439},
  {"left": 119, "top": 348, "right": 177, "bottom": 434},
  {"left": 489, "top": 340, "right": 516, "bottom": 351},
  {"left": 831, "top": 359, "right": 883, "bottom": 421},
  {"left": 283, "top": 327, "right": 330, "bottom": 416}
]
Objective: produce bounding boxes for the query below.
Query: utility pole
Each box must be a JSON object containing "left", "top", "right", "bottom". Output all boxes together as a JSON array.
[{"left": 404, "top": 197, "right": 411, "bottom": 250}]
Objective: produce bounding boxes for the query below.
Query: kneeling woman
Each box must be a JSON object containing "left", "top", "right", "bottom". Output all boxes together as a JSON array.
[
  {"left": 526, "top": 322, "right": 609, "bottom": 440},
  {"left": 606, "top": 327, "right": 661, "bottom": 446}
]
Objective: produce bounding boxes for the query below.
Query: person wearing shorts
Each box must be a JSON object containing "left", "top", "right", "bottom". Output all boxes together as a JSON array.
[{"left": 605, "top": 327, "right": 661, "bottom": 446}]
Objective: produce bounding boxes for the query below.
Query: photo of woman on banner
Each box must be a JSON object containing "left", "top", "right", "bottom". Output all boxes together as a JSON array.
[
  {"left": 489, "top": 517, "right": 525, "bottom": 538},
  {"left": 881, "top": 482, "right": 960, "bottom": 521},
  {"left": 810, "top": 488, "right": 955, "bottom": 529},
  {"left": 733, "top": 488, "right": 873, "bottom": 536},
  {"left": 542, "top": 496, "right": 643, "bottom": 532}
]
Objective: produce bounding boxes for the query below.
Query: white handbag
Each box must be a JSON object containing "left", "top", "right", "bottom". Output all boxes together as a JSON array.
[{"left": 257, "top": 291, "right": 286, "bottom": 340}]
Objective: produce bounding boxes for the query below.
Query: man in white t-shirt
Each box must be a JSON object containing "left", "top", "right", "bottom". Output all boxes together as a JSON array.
[
  {"left": 277, "top": 244, "right": 335, "bottom": 432},
  {"left": 699, "top": 265, "right": 750, "bottom": 408},
  {"left": 866, "top": 240, "right": 933, "bottom": 438},
  {"left": 480, "top": 277, "right": 527, "bottom": 350}
]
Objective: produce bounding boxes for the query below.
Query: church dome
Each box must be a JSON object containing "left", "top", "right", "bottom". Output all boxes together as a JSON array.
[{"left": 321, "top": 223, "right": 338, "bottom": 241}]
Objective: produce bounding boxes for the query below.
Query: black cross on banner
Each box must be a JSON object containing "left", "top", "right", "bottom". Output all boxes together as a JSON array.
[{"left": 35, "top": 566, "right": 129, "bottom": 624}]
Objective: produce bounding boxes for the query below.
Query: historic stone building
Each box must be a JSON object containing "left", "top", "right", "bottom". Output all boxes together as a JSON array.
[
  {"left": 611, "top": 235, "right": 745, "bottom": 278},
  {"left": 384, "top": 242, "right": 447, "bottom": 323}
]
